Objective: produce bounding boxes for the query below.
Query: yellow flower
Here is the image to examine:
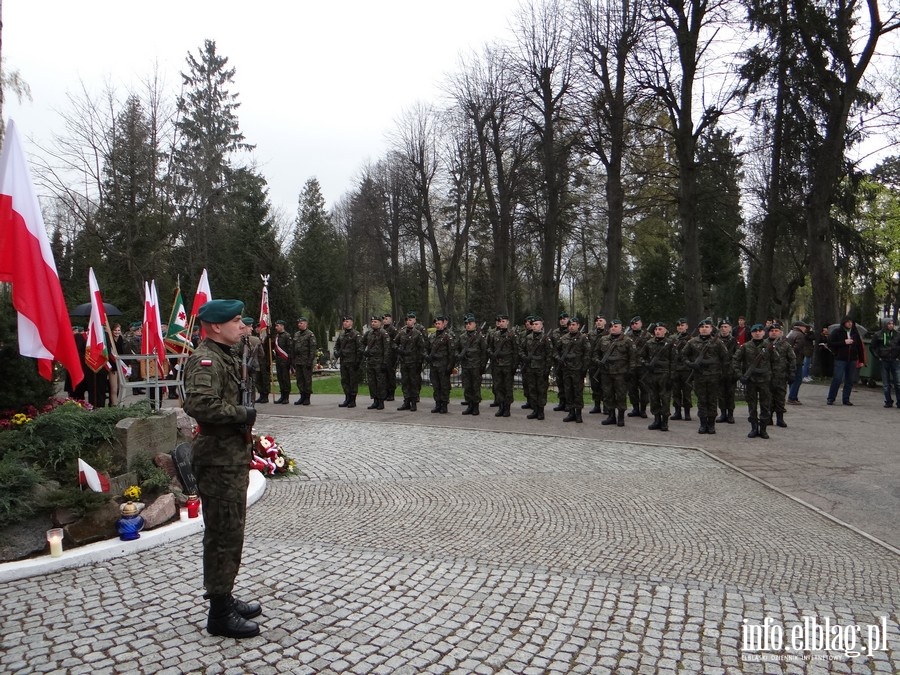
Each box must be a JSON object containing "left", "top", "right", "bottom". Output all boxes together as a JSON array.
[
  {"left": 11, "top": 413, "right": 31, "bottom": 427},
  {"left": 123, "top": 485, "right": 142, "bottom": 501}
]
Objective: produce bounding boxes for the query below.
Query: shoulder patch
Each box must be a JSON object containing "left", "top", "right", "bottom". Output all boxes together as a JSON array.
[{"left": 200, "top": 359, "right": 213, "bottom": 367}]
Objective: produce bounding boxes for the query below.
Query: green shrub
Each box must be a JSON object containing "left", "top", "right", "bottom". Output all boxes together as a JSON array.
[
  {"left": 39, "top": 486, "right": 110, "bottom": 518},
  {"left": 0, "top": 452, "right": 43, "bottom": 528},
  {"left": 0, "top": 290, "right": 56, "bottom": 410},
  {"left": 129, "top": 452, "right": 174, "bottom": 495}
]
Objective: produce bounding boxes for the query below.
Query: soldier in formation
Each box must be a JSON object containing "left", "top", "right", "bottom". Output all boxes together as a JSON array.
[
  {"left": 381, "top": 313, "right": 399, "bottom": 402},
  {"left": 670, "top": 319, "right": 693, "bottom": 421},
  {"left": 272, "top": 320, "right": 292, "bottom": 404},
  {"left": 487, "top": 314, "right": 517, "bottom": 417},
  {"left": 715, "top": 318, "right": 738, "bottom": 425},
  {"left": 292, "top": 316, "right": 317, "bottom": 406},
  {"left": 640, "top": 321, "right": 674, "bottom": 431},
  {"left": 395, "top": 312, "right": 426, "bottom": 411},
  {"left": 520, "top": 316, "right": 553, "bottom": 420},
  {"left": 363, "top": 315, "right": 392, "bottom": 409},
  {"left": 557, "top": 316, "right": 591, "bottom": 423},
  {"left": 625, "top": 316, "right": 650, "bottom": 419},
  {"left": 428, "top": 315, "right": 454, "bottom": 413},
  {"left": 333, "top": 315, "right": 362, "bottom": 408},
  {"left": 681, "top": 318, "right": 730, "bottom": 434},
  {"left": 456, "top": 314, "right": 488, "bottom": 415},
  {"left": 767, "top": 321, "right": 796, "bottom": 428},
  {"left": 588, "top": 315, "right": 607, "bottom": 414},
  {"left": 733, "top": 323, "right": 775, "bottom": 438},
  {"left": 595, "top": 319, "right": 634, "bottom": 427}
]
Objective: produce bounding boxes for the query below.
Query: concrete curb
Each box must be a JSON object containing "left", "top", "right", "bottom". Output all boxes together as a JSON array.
[{"left": 0, "top": 470, "right": 267, "bottom": 583}]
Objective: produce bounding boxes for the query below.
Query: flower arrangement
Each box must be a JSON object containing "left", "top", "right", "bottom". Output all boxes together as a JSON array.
[
  {"left": 0, "top": 398, "right": 91, "bottom": 431},
  {"left": 249, "top": 433, "right": 296, "bottom": 477},
  {"left": 123, "top": 485, "right": 142, "bottom": 501}
]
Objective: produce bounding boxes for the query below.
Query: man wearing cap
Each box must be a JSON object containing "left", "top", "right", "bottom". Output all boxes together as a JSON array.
[
  {"left": 871, "top": 317, "right": 900, "bottom": 408},
  {"left": 767, "top": 322, "right": 795, "bottom": 428},
  {"left": 183, "top": 299, "right": 262, "bottom": 639},
  {"left": 239, "top": 318, "right": 264, "bottom": 404},
  {"left": 272, "top": 320, "right": 293, "bottom": 404},
  {"left": 786, "top": 320, "right": 812, "bottom": 405},
  {"left": 487, "top": 314, "right": 517, "bottom": 417},
  {"left": 518, "top": 316, "right": 534, "bottom": 408},
  {"left": 428, "top": 315, "right": 454, "bottom": 413},
  {"left": 595, "top": 319, "right": 635, "bottom": 426},
  {"left": 550, "top": 312, "right": 570, "bottom": 411},
  {"left": 625, "top": 316, "right": 651, "bottom": 418},
  {"left": 382, "top": 313, "right": 399, "bottom": 401},
  {"left": 681, "top": 318, "right": 730, "bottom": 434},
  {"left": 395, "top": 312, "right": 426, "bottom": 411},
  {"left": 733, "top": 324, "right": 775, "bottom": 438},
  {"left": 670, "top": 318, "right": 693, "bottom": 421},
  {"left": 588, "top": 315, "right": 607, "bottom": 414},
  {"left": 715, "top": 318, "right": 738, "bottom": 424},
  {"left": 640, "top": 321, "right": 674, "bottom": 430},
  {"left": 364, "top": 316, "right": 392, "bottom": 409},
  {"left": 334, "top": 316, "right": 363, "bottom": 408},
  {"left": 291, "top": 317, "right": 317, "bottom": 406},
  {"left": 486, "top": 315, "right": 503, "bottom": 407},
  {"left": 456, "top": 315, "right": 488, "bottom": 415},
  {"left": 556, "top": 316, "right": 591, "bottom": 422},
  {"left": 521, "top": 316, "right": 553, "bottom": 419}
]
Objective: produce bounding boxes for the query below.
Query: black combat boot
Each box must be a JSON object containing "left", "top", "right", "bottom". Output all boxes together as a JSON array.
[
  {"left": 408, "top": 400, "right": 417, "bottom": 411},
  {"left": 715, "top": 408, "right": 728, "bottom": 423},
  {"left": 639, "top": 405, "right": 648, "bottom": 419},
  {"left": 502, "top": 402, "right": 511, "bottom": 417},
  {"left": 601, "top": 410, "right": 617, "bottom": 425},
  {"left": 470, "top": 403, "right": 479, "bottom": 416},
  {"left": 758, "top": 422, "right": 770, "bottom": 439},
  {"left": 347, "top": 395, "right": 357, "bottom": 408},
  {"left": 440, "top": 402, "right": 449, "bottom": 413},
  {"left": 432, "top": 402, "right": 442, "bottom": 413},
  {"left": 588, "top": 404, "right": 603, "bottom": 414},
  {"left": 368, "top": 399, "right": 380, "bottom": 410},
  {"left": 648, "top": 414, "right": 661, "bottom": 430},
  {"left": 726, "top": 410, "right": 735, "bottom": 424},
  {"left": 683, "top": 407, "right": 692, "bottom": 421},
  {"left": 616, "top": 409, "right": 625, "bottom": 427},
  {"left": 302, "top": 394, "right": 311, "bottom": 406},
  {"left": 527, "top": 405, "right": 540, "bottom": 419},
  {"left": 255, "top": 395, "right": 268, "bottom": 404},
  {"left": 707, "top": 418, "right": 716, "bottom": 434},
  {"left": 748, "top": 420, "right": 759, "bottom": 438},
  {"left": 397, "top": 399, "right": 411, "bottom": 411},
  {"left": 490, "top": 400, "right": 500, "bottom": 407},
  {"left": 574, "top": 408, "right": 583, "bottom": 423},
  {"left": 206, "top": 594, "right": 260, "bottom": 639},
  {"left": 385, "top": 392, "right": 395, "bottom": 402},
  {"left": 627, "top": 407, "right": 641, "bottom": 417},
  {"left": 495, "top": 402, "right": 505, "bottom": 417},
  {"left": 698, "top": 416, "right": 709, "bottom": 434},
  {"left": 659, "top": 415, "right": 669, "bottom": 431},
  {"left": 563, "top": 408, "right": 577, "bottom": 422},
  {"left": 338, "top": 396, "right": 350, "bottom": 408},
  {"left": 294, "top": 395, "right": 303, "bottom": 405},
  {"left": 671, "top": 407, "right": 683, "bottom": 420},
  {"left": 375, "top": 399, "right": 384, "bottom": 410},
  {"left": 553, "top": 402, "right": 566, "bottom": 412},
  {"left": 776, "top": 412, "right": 787, "bottom": 428},
  {"left": 522, "top": 402, "right": 532, "bottom": 409},
  {"left": 461, "top": 402, "right": 473, "bottom": 415},
  {"left": 230, "top": 595, "right": 262, "bottom": 619},
  {"left": 537, "top": 407, "right": 545, "bottom": 420}
]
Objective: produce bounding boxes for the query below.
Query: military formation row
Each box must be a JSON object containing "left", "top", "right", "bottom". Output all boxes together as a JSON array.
[{"left": 249, "top": 312, "right": 805, "bottom": 439}]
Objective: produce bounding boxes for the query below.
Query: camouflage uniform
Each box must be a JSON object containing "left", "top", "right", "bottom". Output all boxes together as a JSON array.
[
  {"left": 272, "top": 326, "right": 293, "bottom": 403},
  {"left": 428, "top": 323, "right": 455, "bottom": 412},
  {"left": 549, "top": 317, "right": 569, "bottom": 410},
  {"left": 521, "top": 326, "right": 553, "bottom": 418},
  {"left": 733, "top": 333, "right": 775, "bottom": 438},
  {"left": 364, "top": 325, "right": 392, "bottom": 408},
  {"left": 333, "top": 324, "right": 363, "bottom": 407},
  {"left": 488, "top": 326, "right": 518, "bottom": 417},
  {"left": 382, "top": 318, "right": 399, "bottom": 401},
  {"left": 595, "top": 328, "right": 635, "bottom": 426},
  {"left": 395, "top": 321, "right": 426, "bottom": 410},
  {"left": 670, "top": 324, "right": 693, "bottom": 420},
  {"left": 768, "top": 331, "right": 796, "bottom": 427},
  {"left": 456, "top": 323, "right": 488, "bottom": 414},
  {"left": 183, "top": 338, "right": 254, "bottom": 599},
  {"left": 640, "top": 334, "right": 674, "bottom": 429},
  {"left": 557, "top": 326, "right": 591, "bottom": 422},
  {"left": 681, "top": 328, "right": 730, "bottom": 433},
  {"left": 716, "top": 330, "right": 738, "bottom": 423},
  {"left": 588, "top": 320, "right": 607, "bottom": 413},
  {"left": 291, "top": 324, "right": 317, "bottom": 404},
  {"left": 625, "top": 323, "right": 651, "bottom": 417}
]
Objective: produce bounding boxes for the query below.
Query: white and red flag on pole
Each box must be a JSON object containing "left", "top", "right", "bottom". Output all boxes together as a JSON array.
[
  {"left": 191, "top": 268, "right": 212, "bottom": 317},
  {"left": 78, "top": 457, "right": 110, "bottom": 493},
  {"left": 142, "top": 280, "right": 168, "bottom": 374},
  {"left": 258, "top": 283, "right": 270, "bottom": 338},
  {"left": 0, "top": 119, "right": 83, "bottom": 386},
  {"left": 85, "top": 267, "right": 110, "bottom": 372}
]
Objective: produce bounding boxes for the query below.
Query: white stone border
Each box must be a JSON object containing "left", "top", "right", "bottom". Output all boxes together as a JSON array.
[{"left": 0, "top": 470, "right": 267, "bottom": 583}]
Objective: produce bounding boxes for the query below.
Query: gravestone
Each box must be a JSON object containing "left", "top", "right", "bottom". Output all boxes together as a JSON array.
[{"left": 172, "top": 442, "right": 198, "bottom": 495}]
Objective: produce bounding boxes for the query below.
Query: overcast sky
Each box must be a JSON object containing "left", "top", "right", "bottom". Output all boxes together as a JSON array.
[{"left": 4, "top": 0, "right": 522, "bottom": 216}]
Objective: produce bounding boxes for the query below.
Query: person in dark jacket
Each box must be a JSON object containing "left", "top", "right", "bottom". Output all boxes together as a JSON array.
[
  {"left": 826, "top": 316, "right": 866, "bottom": 405},
  {"left": 870, "top": 317, "right": 900, "bottom": 407}
]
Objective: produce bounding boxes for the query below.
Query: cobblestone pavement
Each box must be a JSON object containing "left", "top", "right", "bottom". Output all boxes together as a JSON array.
[{"left": 2, "top": 417, "right": 898, "bottom": 674}]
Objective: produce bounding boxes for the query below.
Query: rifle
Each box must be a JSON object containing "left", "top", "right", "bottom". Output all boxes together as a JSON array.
[
  {"left": 644, "top": 340, "right": 673, "bottom": 374},
  {"left": 742, "top": 341, "right": 773, "bottom": 382},
  {"left": 241, "top": 336, "right": 254, "bottom": 408},
  {"left": 592, "top": 337, "right": 619, "bottom": 382}
]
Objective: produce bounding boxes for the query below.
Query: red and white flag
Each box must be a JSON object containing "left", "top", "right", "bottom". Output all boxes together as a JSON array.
[
  {"left": 191, "top": 268, "right": 212, "bottom": 317},
  {"left": 85, "top": 268, "right": 109, "bottom": 372},
  {"left": 142, "top": 280, "right": 168, "bottom": 373},
  {"left": 258, "top": 284, "right": 270, "bottom": 339},
  {"left": 78, "top": 458, "right": 110, "bottom": 493},
  {"left": 0, "top": 120, "right": 83, "bottom": 386}
]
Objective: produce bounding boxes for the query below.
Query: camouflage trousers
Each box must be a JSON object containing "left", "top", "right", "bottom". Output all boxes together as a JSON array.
[
  {"left": 647, "top": 375, "right": 672, "bottom": 415},
  {"left": 340, "top": 363, "right": 360, "bottom": 396},
  {"left": 399, "top": 362, "right": 423, "bottom": 402},
  {"left": 461, "top": 366, "right": 483, "bottom": 404},
  {"left": 525, "top": 369, "right": 549, "bottom": 407},
  {"left": 745, "top": 379, "right": 772, "bottom": 423},
  {"left": 601, "top": 372, "right": 628, "bottom": 411}
]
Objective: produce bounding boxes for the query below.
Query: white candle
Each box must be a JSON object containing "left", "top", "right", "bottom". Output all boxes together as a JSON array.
[
  {"left": 179, "top": 507, "right": 189, "bottom": 522},
  {"left": 47, "top": 529, "right": 63, "bottom": 557}
]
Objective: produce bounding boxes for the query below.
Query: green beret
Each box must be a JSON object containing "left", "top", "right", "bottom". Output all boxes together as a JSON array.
[
  {"left": 630, "top": 315, "right": 642, "bottom": 324},
  {"left": 198, "top": 299, "right": 244, "bottom": 323},
  {"left": 569, "top": 316, "right": 582, "bottom": 325},
  {"left": 532, "top": 315, "right": 543, "bottom": 322},
  {"left": 406, "top": 312, "right": 416, "bottom": 319},
  {"left": 297, "top": 316, "right": 308, "bottom": 323},
  {"left": 275, "top": 319, "right": 286, "bottom": 326},
  {"left": 751, "top": 323, "right": 765, "bottom": 331},
  {"left": 129, "top": 322, "right": 141, "bottom": 330},
  {"left": 241, "top": 317, "right": 254, "bottom": 326},
  {"left": 699, "top": 318, "right": 714, "bottom": 326},
  {"left": 559, "top": 312, "right": 569, "bottom": 319}
]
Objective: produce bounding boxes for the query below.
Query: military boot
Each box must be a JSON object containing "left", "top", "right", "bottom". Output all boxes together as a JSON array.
[
  {"left": 431, "top": 402, "right": 442, "bottom": 413},
  {"left": 659, "top": 415, "right": 669, "bottom": 431},
  {"left": 707, "top": 418, "right": 716, "bottom": 434},
  {"left": 588, "top": 404, "right": 603, "bottom": 414},
  {"left": 563, "top": 408, "right": 577, "bottom": 422},
  {"left": 461, "top": 402, "right": 473, "bottom": 415},
  {"left": 255, "top": 395, "right": 268, "bottom": 404},
  {"left": 368, "top": 399, "right": 380, "bottom": 410},
  {"left": 527, "top": 404, "right": 540, "bottom": 419},
  {"left": 294, "top": 395, "right": 304, "bottom": 405},
  {"left": 715, "top": 408, "right": 728, "bottom": 423},
  {"left": 758, "top": 422, "right": 770, "bottom": 439},
  {"left": 639, "top": 405, "right": 648, "bottom": 419},
  {"left": 375, "top": 399, "right": 384, "bottom": 410},
  {"left": 522, "top": 402, "right": 532, "bottom": 409},
  {"left": 671, "top": 406, "right": 683, "bottom": 420},
  {"left": 574, "top": 408, "right": 583, "bottom": 423},
  {"left": 537, "top": 407, "right": 545, "bottom": 420},
  {"left": 347, "top": 395, "right": 357, "bottom": 408},
  {"left": 470, "top": 403, "right": 479, "bottom": 416},
  {"left": 683, "top": 407, "right": 692, "bottom": 421},
  {"left": 776, "top": 412, "right": 787, "bottom": 428},
  {"left": 302, "top": 394, "right": 311, "bottom": 406},
  {"left": 616, "top": 409, "right": 625, "bottom": 427},
  {"left": 489, "top": 400, "right": 499, "bottom": 407},
  {"left": 230, "top": 595, "right": 262, "bottom": 619},
  {"left": 747, "top": 420, "right": 759, "bottom": 438},
  {"left": 726, "top": 410, "right": 735, "bottom": 424},
  {"left": 408, "top": 400, "right": 417, "bottom": 411},
  {"left": 495, "top": 402, "right": 505, "bottom": 417},
  {"left": 502, "top": 402, "right": 511, "bottom": 417},
  {"left": 440, "top": 402, "right": 449, "bottom": 414},
  {"left": 553, "top": 402, "right": 566, "bottom": 412},
  {"left": 601, "top": 410, "right": 617, "bottom": 425},
  {"left": 698, "top": 417, "right": 709, "bottom": 434},
  {"left": 397, "top": 399, "right": 411, "bottom": 411},
  {"left": 338, "top": 396, "right": 350, "bottom": 408},
  {"left": 648, "top": 414, "right": 662, "bottom": 430},
  {"left": 627, "top": 407, "right": 641, "bottom": 417},
  {"left": 207, "top": 595, "right": 260, "bottom": 639}
]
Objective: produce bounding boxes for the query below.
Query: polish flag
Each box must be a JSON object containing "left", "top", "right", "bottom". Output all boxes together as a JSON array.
[
  {"left": 142, "top": 280, "right": 169, "bottom": 374},
  {"left": 191, "top": 268, "right": 212, "bottom": 317},
  {"left": 85, "top": 268, "right": 109, "bottom": 372},
  {"left": 258, "top": 284, "right": 270, "bottom": 338},
  {"left": 0, "top": 120, "right": 83, "bottom": 386},
  {"left": 78, "top": 458, "right": 110, "bottom": 493}
]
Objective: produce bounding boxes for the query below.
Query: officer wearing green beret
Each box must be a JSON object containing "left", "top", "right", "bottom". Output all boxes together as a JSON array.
[
  {"left": 521, "top": 316, "right": 553, "bottom": 419},
  {"left": 595, "top": 319, "right": 636, "bottom": 426},
  {"left": 681, "top": 318, "right": 730, "bottom": 434},
  {"left": 395, "top": 312, "right": 426, "bottom": 411},
  {"left": 292, "top": 317, "right": 317, "bottom": 406},
  {"left": 272, "top": 320, "right": 293, "bottom": 404},
  {"left": 428, "top": 315, "right": 454, "bottom": 413},
  {"left": 456, "top": 315, "right": 488, "bottom": 415},
  {"left": 334, "top": 316, "right": 363, "bottom": 408},
  {"left": 557, "top": 317, "right": 591, "bottom": 423},
  {"left": 183, "top": 299, "right": 262, "bottom": 639}
]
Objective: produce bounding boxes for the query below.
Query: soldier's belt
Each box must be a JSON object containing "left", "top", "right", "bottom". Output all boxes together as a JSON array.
[{"left": 197, "top": 424, "right": 245, "bottom": 437}]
